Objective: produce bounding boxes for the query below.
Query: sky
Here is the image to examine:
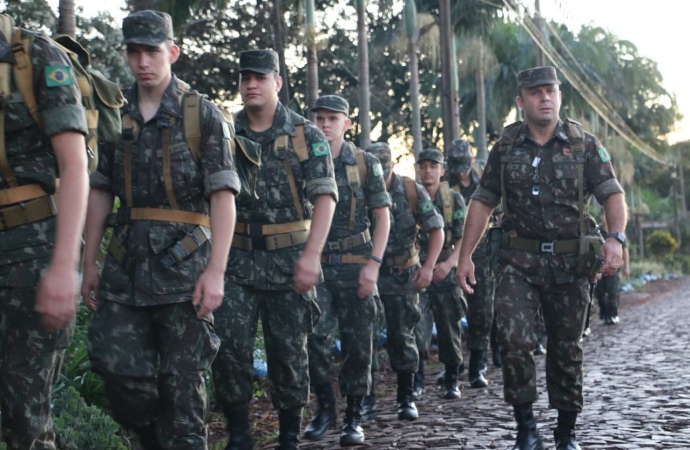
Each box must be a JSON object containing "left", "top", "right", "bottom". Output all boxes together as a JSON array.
[{"left": 47, "top": 0, "right": 690, "bottom": 143}]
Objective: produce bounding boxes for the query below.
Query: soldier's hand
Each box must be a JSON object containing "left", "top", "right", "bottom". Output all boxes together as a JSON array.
[
  {"left": 35, "top": 264, "right": 79, "bottom": 332},
  {"left": 81, "top": 263, "right": 100, "bottom": 312},
  {"left": 432, "top": 260, "right": 452, "bottom": 283},
  {"left": 456, "top": 258, "right": 476, "bottom": 295},
  {"left": 600, "top": 239, "right": 623, "bottom": 277},
  {"left": 412, "top": 266, "right": 433, "bottom": 291},
  {"left": 357, "top": 260, "right": 379, "bottom": 298},
  {"left": 193, "top": 268, "right": 225, "bottom": 318},
  {"left": 294, "top": 252, "right": 320, "bottom": 294}
]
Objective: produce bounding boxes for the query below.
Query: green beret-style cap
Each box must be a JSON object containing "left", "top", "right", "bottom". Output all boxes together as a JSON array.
[
  {"left": 516, "top": 66, "right": 561, "bottom": 89},
  {"left": 311, "top": 95, "right": 350, "bottom": 115},
  {"left": 122, "top": 10, "right": 174, "bottom": 46},
  {"left": 239, "top": 49, "right": 279, "bottom": 74},
  {"left": 416, "top": 148, "right": 444, "bottom": 165}
]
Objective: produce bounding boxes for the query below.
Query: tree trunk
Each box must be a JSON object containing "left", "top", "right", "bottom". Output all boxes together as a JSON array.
[
  {"left": 271, "top": 0, "right": 291, "bottom": 106},
  {"left": 476, "top": 43, "right": 488, "bottom": 161},
  {"left": 409, "top": 37, "right": 422, "bottom": 159},
  {"left": 305, "top": 0, "right": 318, "bottom": 119},
  {"left": 534, "top": 0, "right": 544, "bottom": 66},
  {"left": 58, "top": 0, "right": 76, "bottom": 38},
  {"left": 357, "top": 0, "right": 371, "bottom": 149},
  {"left": 439, "top": 0, "right": 459, "bottom": 151}
]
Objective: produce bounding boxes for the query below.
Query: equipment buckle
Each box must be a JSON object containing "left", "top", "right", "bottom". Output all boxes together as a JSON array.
[{"left": 540, "top": 241, "right": 556, "bottom": 255}]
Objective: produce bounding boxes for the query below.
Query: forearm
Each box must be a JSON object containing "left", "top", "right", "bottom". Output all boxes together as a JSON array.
[
  {"left": 83, "top": 189, "right": 114, "bottom": 266},
  {"left": 449, "top": 238, "right": 463, "bottom": 266},
  {"left": 422, "top": 227, "right": 444, "bottom": 270},
  {"left": 602, "top": 193, "right": 627, "bottom": 233},
  {"left": 207, "top": 190, "right": 235, "bottom": 273},
  {"left": 303, "top": 195, "right": 336, "bottom": 257},
  {"left": 459, "top": 200, "right": 493, "bottom": 261},
  {"left": 370, "top": 207, "right": 390, "bottom": 259}
]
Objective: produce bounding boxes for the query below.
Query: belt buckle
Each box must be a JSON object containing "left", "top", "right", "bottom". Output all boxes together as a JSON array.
[
  {"left": 327, "top": 241, "right": 341, "bottom": 251},
  {"left": 329, "top": 254, "right": 342, "bottom": 265},
  {"left": 540, "top": 241, "right": 556, "bottom": 255},
  {"left": 248, "top": 222, "right": 264, "bottom": 237},
  {"left": 187, "top": 227, "right": 203, "bottom": 246}
]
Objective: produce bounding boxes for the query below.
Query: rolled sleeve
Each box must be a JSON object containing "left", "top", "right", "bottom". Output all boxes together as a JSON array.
[
  {"left": 367, "top": 191, "right": 391, "bottom": 210},
  {"left": 41, "top": 104, "right": 87, "bottom": 138},
  {"left": 471, "top": 185, "right": 501, "bottom": 209},
  {"left": 421, "top": 214, "right": 444, "bottom": 232},
  {"left": 306, "top": 177, "right": 338, "bottom": 203},
  {"left": 593, "top": 178, "right": 624, "bottom": 203},
  {"left": 89, "top": 171, "right": 111, "bottom": 192},
  {"left": 204, "top": 170, "right": 241, "bottom": 197}
]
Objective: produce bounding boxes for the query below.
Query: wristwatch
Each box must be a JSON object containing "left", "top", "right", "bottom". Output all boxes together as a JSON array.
[{"left": 607, "top": 231, "right": 626, "bottom": 245}]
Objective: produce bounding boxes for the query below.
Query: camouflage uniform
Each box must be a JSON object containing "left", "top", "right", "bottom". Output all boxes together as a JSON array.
[
  {"left": 0, "top": 19, "right": 87, "bottom": 449},
  {"left": 594, "top": 227, "right": 624, "bottom": 322},
  {"left": 472, "top": 117, "right": 624, "bottom": 411},
  {"left": 87, "top": 11, "right": 238, "bottom": 449}
]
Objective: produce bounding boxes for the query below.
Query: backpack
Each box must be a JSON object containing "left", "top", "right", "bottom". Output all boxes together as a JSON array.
[
  {"left": 0, "top": 15, "right": 125, "bottom": 175},
  {"left": 343, "top": 142, "right": 368, "bottom": 229}
]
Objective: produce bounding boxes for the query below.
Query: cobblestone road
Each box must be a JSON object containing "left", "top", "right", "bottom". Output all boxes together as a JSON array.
[{"left": 291, "top": 277, "right": 690, "bottom": 450}]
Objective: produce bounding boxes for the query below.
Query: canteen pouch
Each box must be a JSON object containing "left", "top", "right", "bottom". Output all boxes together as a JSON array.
[{"left": 576, "top": 234, "right": 605, "bottom": 277}]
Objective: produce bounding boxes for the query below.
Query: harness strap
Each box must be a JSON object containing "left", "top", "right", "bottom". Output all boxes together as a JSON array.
[
  {"left": 324, "top": 229, "right": 371, "bottom": 252},
  {"left": 234, "top": 220, "right": 311, "bottom": 236},
  {"left": 321, "top": 254, "right": 370, "bottom": 265},
  {"left": 161, "top": 120, "right": 179, "bottom": 209},
  {"left": 0, "top": 183, "right": 49, "bottom": 206},
  {"left": 384, "top": 246, "right": 419, "bottom": 268},
  {"left": 122, "top": 115, "right": 134, "bottom": 207},
  {"left": 0, "top": 195, "right": 56, "bottom": 231},
  {"left": 439, "top": 181, "right": 454, "bottom": 247},
  {"left": 109, "top": 207, "right": 211, "bottom": 228},
  {"left": 231, "top": 229, "right": 310, "bottom": 252}
]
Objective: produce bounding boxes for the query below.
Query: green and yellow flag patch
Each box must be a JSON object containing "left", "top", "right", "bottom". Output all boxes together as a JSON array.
[
  {"left": 312, "top": 141, "right": 330, "bottom": 157},
  {"left": 372, "top": 162, "right": 383, "bottom": 177},
  {"left": 420, "top": 200, "right": 434, "bottom": 214},
  {"left": 453, "top": 209, "right": 465, "bottom": 220},
  {"left": 597, "top": 147, "right": 611, "bottom": 163},
  {"left": 45, "top": 65, "right": 73, "bottom": 87}
]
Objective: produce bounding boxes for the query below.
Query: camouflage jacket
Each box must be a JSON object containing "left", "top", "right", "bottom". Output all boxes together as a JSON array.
[
  {"left": 321, "top": 141, "right": 391, "bottom": 283},
  {"left": 0, "top": 29, "right": 87, "bottom": 269},
  {"left": 227, "top": 102, "right": 338, "bottom": 291},
  {"left": 419, "top": 186, "right": 465, "bottom": 262},
  {"left": 91, "top": 75, "right": 239, "bottom": 306}
]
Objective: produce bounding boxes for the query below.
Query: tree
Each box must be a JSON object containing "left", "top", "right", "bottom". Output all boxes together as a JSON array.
[
  {"left": 305, "top": 0, "right": 318, "bottom": 118},
  {"left": 356, "top": 0, "right": 371, "bottom": 148},
  {"left": 57, "top": 0, "right": 75, "bottom": 37}
]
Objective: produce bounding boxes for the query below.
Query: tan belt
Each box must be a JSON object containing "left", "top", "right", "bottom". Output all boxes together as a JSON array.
[
  {"left": 232, "top": 229, "right": 310, "bottom": 251},
  {"left": 108, "top": 207, "right": 210, "bottom": 228},
  {"left": 321, "top": 254, "right": 370, "bottom": 265},
  {"left": 384, "top": 247, "right": 419, "bottom": 268},
  {"left": 508, "top": 236, "right": 579, "bottom": 254},
  {"left": 235, "top": 220, "right": 311, "bottom": 236},
  {"left": 325, "top": 229, "right": 371, "bottom": 252},
  {"left": 381, "top": 255, "right": 419, "bottom": 274},
  {"left": 0, "top": 195, "right": 56, "bottom": 231},
  {"left": 0, "top": 183, "right": 49, "bottom": 206}
]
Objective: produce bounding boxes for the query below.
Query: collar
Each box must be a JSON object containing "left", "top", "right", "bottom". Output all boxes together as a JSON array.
[
  {"left": 520, "top": 120, "right": 568, "bottom": 146},
  {"left": 124, "top": 75, "right": 184, "bottom": 122}
]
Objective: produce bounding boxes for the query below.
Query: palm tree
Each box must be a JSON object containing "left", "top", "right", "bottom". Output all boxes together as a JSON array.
[
  {"left": 404, "top": 0, "right": 422, "bottom": 158},
  {"left": 356, "top": 0, "right": 371, "bottom": 148},
  {"left": 305, "top": 0, "right": 318, "bottom": 118},
  {"left": 439, "top": 0, "right": 459, "bottom": 149},
  {"left": 58, "top": 0, "right": 76, "bottom": 37}
]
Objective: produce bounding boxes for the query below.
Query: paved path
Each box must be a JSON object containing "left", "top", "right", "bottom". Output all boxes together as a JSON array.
[{"left": 290, "top": 277, "right": 690, "bottom": 450}]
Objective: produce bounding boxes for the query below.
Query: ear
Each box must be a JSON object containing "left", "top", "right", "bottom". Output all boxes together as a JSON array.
[
  {"left": 344, "top": 117, "right": 352, "bottom": 130},
  {"left": 169, "top": 43, "right": 180, "bottom": 63},
  {"left": 516, "top": 95, "right": 524, "bottom": 110},
  {"left": 275, "top": 74, "right": 283, "bottom": 92}
]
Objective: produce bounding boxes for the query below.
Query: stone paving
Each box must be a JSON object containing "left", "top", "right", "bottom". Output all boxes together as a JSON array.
[{"left": 288, "top": 277, "right": 690, "bottom": 450}]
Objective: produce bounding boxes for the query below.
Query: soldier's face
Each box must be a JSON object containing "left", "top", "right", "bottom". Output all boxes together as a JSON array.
[
  {"left": 126, "top": 42, "right": 178, "bottom": 89},
  {"left": 239, "top": 71, "right": 281, "bottom": 110},
  {"left": 314, "top": 110, "right": 351, "bottom": 145},
  {"left": 417, "top": 160, "right": 444, "bottom": 187},
  {"left": 516, "top": 84, "right": 561, "bottom": 126}
]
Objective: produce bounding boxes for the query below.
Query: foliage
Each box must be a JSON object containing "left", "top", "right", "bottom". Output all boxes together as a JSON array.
[
  {"left": 645, "top": 230, "right": 679, "bottom": 259},
  {"left": 628, "top": 259, "right": 665, "bottom": 279},
  {"left": 661, "top": 254, "right": 690, "bottom": 275}
]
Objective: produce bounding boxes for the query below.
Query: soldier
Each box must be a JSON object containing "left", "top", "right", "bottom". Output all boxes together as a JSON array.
[
  {"left": 457, "top": 66, "right": 626, "bottom": 450},
  {"left": 365, "top": 143, "right": 444, "bottom": 421},
  {"left": 302, "top": 95, "right": 391, "bottom": 446},
  {"left": 81, "top": 10, "right": 238, "bottom": 449},
  {"left": 413, "top": 149, "right": 467, "bottom": 400},
  {"left": 595, "top": 215, "right": 629, "bottom": 325},
  {"left": 446, "top": 139, "right": 494, "bottom": 388},
  {"left": 0, "top": 14, "right": 89, "bottom": 449},
  {"left": 212, "top": 50, "right": 337, "bottom": 450}
]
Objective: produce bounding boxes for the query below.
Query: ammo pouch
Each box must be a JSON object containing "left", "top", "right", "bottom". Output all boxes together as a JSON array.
[
  {"left": 485, "top": 226, "right": 503, "bottom": 278},
  {"left": 576, "top": 234, "right": 605, "bottom": 277}
]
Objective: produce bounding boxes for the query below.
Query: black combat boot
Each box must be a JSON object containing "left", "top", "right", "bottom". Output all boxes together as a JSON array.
[
  {"left": 361, "top": 377, "right": 377, "bottom": 421},
  {"left": 412, "top": 359, "right": 425, "bottom": 400},
  {"left": 443, "top": 365, "right": 461, "bottom": 399},
  {"left": 396, "top": 372, "right": 419, "bottom": 420},
  {"left": 553, "top": 410, "right": 582, "bottom": 450},
  {"left": 511, "top": 403, "right": 544, "bottom": 450},
  {"left": 224, "top": 405, "right": 254, "bottom": 450},
  {"left": 469, "top": 350, "right": 489, "bottom": 388},
  {"left": 133, "top": 421, "right": 162, "bottom": 450},
  {"left": 277, "top": 409, "right": 301, "bottom": 450},
  {"left": 533, "top": 337, "right": 546, "bottom": 356},
  {"left": 303, "top": 383, "right": 336, "bottom": 441},
  {"left": 436, "top": 369, "right": 446, "bottom": 385},
  {"left": 610, "top": 306, "right": 619, "bottom": 325},
  {"left": 339, "top": 396, "right": 365, "bottom": 446},
  {"left": 492, "top": 346, "right": 502, "bottom": 367}
]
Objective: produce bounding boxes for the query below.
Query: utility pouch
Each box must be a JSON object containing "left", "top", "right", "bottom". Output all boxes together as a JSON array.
[
  {"left": 576, "top": 234, "right": 605, "bottom": 277},
  {"left": 486, "top": 226, "right": 503, "bottom": 278}
]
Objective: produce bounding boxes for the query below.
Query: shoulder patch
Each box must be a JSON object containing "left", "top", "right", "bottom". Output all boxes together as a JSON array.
[
  {"left": 453, "top": 209, "right": 465, "bottom": 220},
  {"left": 312, "top": 141, "right": 330, "bottom": 157},
  {"left": 372, "top": 162, "right": 383, "bottom": 177},
  {"left": 222, "top": 122, "right": 232, "bottom": 140},
  {"left": 45, "top": 65, "right": 73, "bottom": 87},
  {"left": 597, "top": 147, "right": 611, "bottom": 163},
  {"left": 420, "top": 199, "right": 435, "bottom": 214}
]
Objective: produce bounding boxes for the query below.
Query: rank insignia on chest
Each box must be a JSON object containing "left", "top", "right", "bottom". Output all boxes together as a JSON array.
[
  {"left": 597, "top": 147, "right": 611, "bottom": 163},
  {"left": 420, "top": 200, "right": 434, "bottom": 213},
  {"left": 45, "top": 65, "right": 73, "bottom": 87},
  {"left": 312, "top": 141, "right": 330, "bottom": 156},
  {"left": 373, "top": 163, "right": 383, "bottom": 177}
]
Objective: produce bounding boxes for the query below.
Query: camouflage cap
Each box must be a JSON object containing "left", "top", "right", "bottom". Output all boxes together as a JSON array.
[
  {"left": 516, "top": 66, "right": 561, "bottom": 89},
  {"left": 366, "top": 142, "right": 391, "bottom": 177},
  {"left": 447, "top": 139, "right": 472, "bottom": 172},
  {"left": 311, "top": 95, "right": 349, "bottom": 115},
  {"left": 416, "top": 148, "right": 444, "bottom": 165},
  {"left": 239, "top": 50, "right": 279, "bottom": 74},
  {"left": 122, "top": 10, "right": 174, "bottom": 46}
]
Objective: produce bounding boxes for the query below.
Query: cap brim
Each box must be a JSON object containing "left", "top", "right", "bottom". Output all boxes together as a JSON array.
[
  {"left": 520, "top": 79, "right": 561, "bottom": 88},
  {"left": 310, "top": 106, "right": 348, "bottom": 114},
  {"left": 417, "top": 158, "right": 444, "bottom": 165},
  {"left": 123, "top": 37, "right": 166, "bottom": 46},
  {"left": 239, "top": 67, "right": 276, "bottom": 74}
]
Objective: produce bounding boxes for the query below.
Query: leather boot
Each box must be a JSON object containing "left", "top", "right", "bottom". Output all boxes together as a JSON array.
[
  {"left": 396, "top": 372, "right": 418, "bottom": 420},
  {"left": 492, "top": 346, "right": 502, "bottom": 367},
  {"left": 554, "top": 410, "right": 581, "bottom": 450},
  {"left": 303, "top": 383, "right": 336, "bottom": 441},
  {"left": 361, "top": 377, "right": 377, "bottom": 421},
  {"left": 412, "top": 359, "right": 425, "bottom": 400},
  {"left": 133, "top": 422, "right": 162, "bottom": 450},
  {"left": 443, "top": 365, "right": 461, "bottom": 399},
  {"left": 277, "top": 409, "right": 301, "bottom": 450},
  {"left": 610, "top": 306, "right": 619, "bottom": 324},
  {"left": 436, "top": 369, "right": 446, "bottom": 386},
  {"left": 224, "top": 405, "right": 254, "bottom": 450},
  {"left": 511, "top": 403, "right": 544, "bottom": 450},
  {"left": 339, "top": 396, "right": 365, "bottom": 446},
  {"left": 469, "top": 350, "right": 489, "bottom": 388}
]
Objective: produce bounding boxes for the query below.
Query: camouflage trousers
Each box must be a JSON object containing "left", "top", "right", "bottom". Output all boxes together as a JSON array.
[
  {"left": 213, "top": 280, "right": 314, "bottom": 412},
  {"left": 414, "top": 287, "right": 464, "bottom": 366},
  {"left": 0, "top": 257, "right": 73, "bottom": 450},
  {"left": 495, "top": 266, "right": 590, "bottom": 411},
  {"left": 465, "top": 256, "right": 495, "bottom": 351},
  {"left": 88, "top": 300, "right": 219, "bottom": 450},
  {"left": 308, "top": 280, "right": 377, "bottom": 396},
  {"left": 594, "top": 271, "right": 621, "bottom": 312}
]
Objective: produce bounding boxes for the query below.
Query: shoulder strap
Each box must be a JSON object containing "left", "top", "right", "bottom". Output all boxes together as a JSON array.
[
  {"left": 402, "top": 176, "right": 419, "bottom": 218},
  {"left": 498, "top": 121, "right": 524, "bottom": 222},
  {"left": 292, "top": 124, "right": 309, "bottom": 162},
  {"left": 0, "top": 17, "right": 14, "bottom": 187},
  {"left": 439, "top": 181, "right": 454, "bottom": 247},
  {"left": 182, "top": 90, "right": 203, "bottom": 166},
  {"left": 344, "top": 145, "right": 368, "bottom": 230},
  {"left": 563, "top": 118, "right": 587, "bottom": 237},
  {"left": 12, "top": 29, "right": 41, "bottom": 130}
]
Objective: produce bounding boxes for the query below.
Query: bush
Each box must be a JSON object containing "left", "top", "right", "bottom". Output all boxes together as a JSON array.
[
  {"left": 629, "top": 260, "right": 666, "bottom": 279},
  {"left": 645, "top": 230, "right": 679, "bottom": 259},
  {"left": 661, "top": 254, "right": 690, "bottom": 274}
]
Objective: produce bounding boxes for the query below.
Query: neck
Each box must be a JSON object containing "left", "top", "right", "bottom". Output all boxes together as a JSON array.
[
  {"left": 246, "top": 99, "right": 278, "bottom": 132},
  {"left": 460, "top": 177, "right": 471, "bottom": 187},
  {"left": 137, "top": 73, "right": 171, "bottom": 105},
  {"left": 526, "top": 119, "right": 558, "bottom": 146},
  {"left": 330, "top": 136, "right": 345, "bottom": 158},
  {"left": 385, "top": 173, "right": 394, "bottom": 191},
  {"left": 424, "top": 182, "right": 440, "bottom": 199}
]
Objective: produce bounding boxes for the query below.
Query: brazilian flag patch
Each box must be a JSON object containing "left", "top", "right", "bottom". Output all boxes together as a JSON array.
[
  {"left": 372, "top": 162, "right": 383, "bottom": 177},
  {"left": 420, "top": 200, "right": 434, "bottom": 214},
  {"left": 312, "top": 141, "right": 330, "bottom": 157},
  {"left": 598, "top": 147, "right": 611, "bottom": 163},
  {"left": 453, "top": 209, "right": 465, "bottom": 220},
  {"left": 45, "top": 65, "right": 73, "bottom": 87}
]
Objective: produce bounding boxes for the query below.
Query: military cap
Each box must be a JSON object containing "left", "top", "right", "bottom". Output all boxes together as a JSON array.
[
  {"left": 446, "top": 139, "right": 472, "bottom": 173},
  {"left": 417, "top": 148, "right": 444, "bottom": 165},
  {"left": 122, "top": 10, "right": 174, "bottom": 46},
  {"left": 239, "top": 50, "right": 279, "bottom": 74},
  {"left": 516, "top": 66, "right": 561, "bottom": 89},
  {"left": 366, "top": 142, "right": 391, "bottom": 177},
  {"left": 311, "top": 95, "right": 349, "bottom": 115}
]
